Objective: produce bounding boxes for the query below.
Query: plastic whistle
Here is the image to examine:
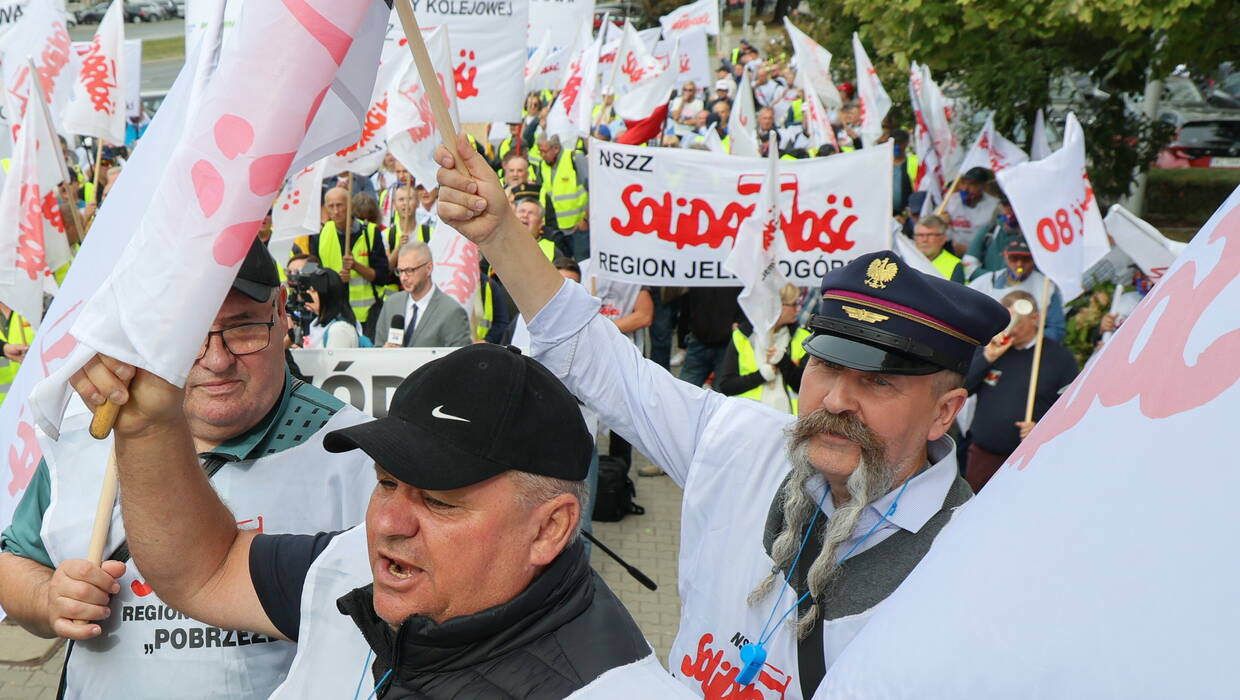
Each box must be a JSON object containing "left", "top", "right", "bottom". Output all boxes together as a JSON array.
[{"left": 736, "top": 643, "right": 767, "bottom": 686}]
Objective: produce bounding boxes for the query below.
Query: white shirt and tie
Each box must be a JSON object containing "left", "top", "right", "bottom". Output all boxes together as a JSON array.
[{"left": 402, "top": 289, "right": 432, "bottom": 346}]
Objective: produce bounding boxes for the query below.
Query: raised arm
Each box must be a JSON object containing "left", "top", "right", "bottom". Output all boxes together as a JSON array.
[{"left": 68, "top": 357, "right": 286, "bottom": 640}]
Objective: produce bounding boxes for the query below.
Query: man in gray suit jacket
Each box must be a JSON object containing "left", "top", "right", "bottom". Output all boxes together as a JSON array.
[{"left": 375, "top": 241, "right": 471, "bottom": 348}]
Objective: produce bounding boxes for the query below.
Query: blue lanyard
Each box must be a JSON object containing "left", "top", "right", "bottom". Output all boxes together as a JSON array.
[
  {"left": 353, "top": 650, "right": 393, "bottom": 700},
  {"left": 736, "top": 476, "right": 913, "bottom": 686}
]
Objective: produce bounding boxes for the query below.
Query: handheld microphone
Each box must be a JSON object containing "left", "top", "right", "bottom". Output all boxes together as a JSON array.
[{"left": 387, "top": 315, "right": 405, "bottom": 346}]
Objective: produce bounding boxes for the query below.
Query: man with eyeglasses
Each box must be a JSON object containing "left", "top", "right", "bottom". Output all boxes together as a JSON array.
[
  {"left": 374, "top": 240, "right": 470, "bottom": 349},
  {"left": 0, "top": 239, "right": 376, "bottom": 699},
  {"left": 912, "top": 214, "right": 965, "bottom": 283}
]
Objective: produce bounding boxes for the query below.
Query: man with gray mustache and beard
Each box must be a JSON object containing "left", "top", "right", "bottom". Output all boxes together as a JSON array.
[{"left": 431, "top": 139, "right": 1012, "bottom": 700}]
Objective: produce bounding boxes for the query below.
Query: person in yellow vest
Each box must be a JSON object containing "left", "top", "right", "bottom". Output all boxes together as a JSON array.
[
  {"left": 533, "top": 133, "right": 588, "bottom": 235},
  {"left": 499, "top": 151, "right": 532, "bottom": 190},
  {"left": 384, "top": 185, "right": 432, "bottom": 272},
  {"left": 0, "top": 302, "right": 32, "bottom": 405},
  {"left": 714, "top": 285, "right": 810, "bottom": 414},
  {"left": 914, "top": 214, "right": 966, "bottom": 283},
  {"left": 514, "top": 196, "right": 557, "bottom": 261},
  {"left": 310, "top": 187, "right": 394, "bottom": 338}
]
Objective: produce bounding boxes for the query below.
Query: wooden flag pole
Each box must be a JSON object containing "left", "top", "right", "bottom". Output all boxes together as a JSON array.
[
  {"left": 85, "top": 449, "right": 119, "bottom": 565},
  {"left": 393, "top": 0, "right": 469, "bottom": 177},
  {"left": 26, "top": 58, "right": 89, "bottom": 244},
  {"left": 935, "top": 173, "right": 962, "bottom": 216},
  {"left": 1023, "top": 276, "right": 1052, "bottom": 423},
  {"left": 344, "top": 172, "right": 354, "bottom": 253}
]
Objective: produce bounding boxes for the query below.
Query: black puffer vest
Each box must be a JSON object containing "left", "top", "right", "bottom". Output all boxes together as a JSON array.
[{"left": 337, "top": 539, "right": 650, "bottom": 699}]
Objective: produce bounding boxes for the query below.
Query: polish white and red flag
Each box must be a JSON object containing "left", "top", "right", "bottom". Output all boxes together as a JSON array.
[
  {"left": 1, "top": 0, "right": 73, "bottom": 141},
  {"left": 727, "top": 69, "right": 760, "bottom": 156},
  {"left": 614, "top": 40, "right": 677, "bottom": 145},
  {"left": 386, "top": 25, "right": 456, "bottom": 195},
  {"left": 851, "top": 32, "right": 890, "bottom": 147},
  {"left": 821, "top": 184, "right": 1240, "bottom": 700},
  {"left": 784, "top": 18, "right": 842, "bottom": 110},
  {"left": 546, "top": 23, "right": 600, "bottom": 146},
  {"left": 997, "top": 113, "right": 1108, "bottom": 301},
  {"left": 61, "top": 0, "right": 126, "bottom": 146},
  {"left": 659, "top": 0, "right": 719, "bottom": 39},
  {"left": 26, "top": 0, "right": 391, "bottom": 439},
  {"left": 0, "top": 77, "right": 69, "bottom": 326},
  {"left": 723, "top": 134, "right": 787, "bottom": 361},
  {"left": 958, "top": 114, "right": 1028, "bottom": 175}
]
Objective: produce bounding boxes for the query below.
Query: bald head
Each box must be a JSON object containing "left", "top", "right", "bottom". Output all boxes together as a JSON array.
[{"left": 325, "top": 187, "right": 349, "bottom": 229}]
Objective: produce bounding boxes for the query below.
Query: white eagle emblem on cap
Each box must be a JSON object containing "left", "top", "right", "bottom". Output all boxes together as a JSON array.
[{"left": 864, "top": 257, "right": 898, "bottom": 289}]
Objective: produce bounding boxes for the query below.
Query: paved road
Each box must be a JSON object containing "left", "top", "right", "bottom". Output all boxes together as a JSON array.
[
  {"left": 0, "top": 447, "right": 684, "bottom": 697},
  {"left": 70, "top": 17, "right": 184, "bottom": 42}
]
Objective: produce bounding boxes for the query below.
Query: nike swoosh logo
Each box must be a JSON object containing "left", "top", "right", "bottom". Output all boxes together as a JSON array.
[{"left": 431, "top": 405, "right": 470, "bottom": 423}]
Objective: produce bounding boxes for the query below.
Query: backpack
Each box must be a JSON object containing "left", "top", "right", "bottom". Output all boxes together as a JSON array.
[
  {"left": 592, "top": 455, "right": 645, "bottom": 522},
  {"left": 326, "top": 319, "right": 374, "bottom": 347}
]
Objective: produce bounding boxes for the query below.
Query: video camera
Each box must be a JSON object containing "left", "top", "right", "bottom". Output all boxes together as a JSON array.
[{"left": 285, "top": 262, "right": 325, "bottom": 345}]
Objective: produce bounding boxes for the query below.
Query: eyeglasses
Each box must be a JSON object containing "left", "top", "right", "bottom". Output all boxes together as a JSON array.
[
  {"left": 396, "top": 262, "right": 430, "bottom": 277},
  {"left": 197, "top": 301, "right": 277, "bottom": 360},
  {"left": 913, "top": 231, "right": 946, "bottom": 238}
]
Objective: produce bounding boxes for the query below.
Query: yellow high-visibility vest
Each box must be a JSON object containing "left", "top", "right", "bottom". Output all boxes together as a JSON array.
[
  {"left": 538, "top": 155, "right": 588, "bottom": 229},
  {"left": 0, "top": 310, "right": 32, "bottom": 405},
  {"left": 731, "top": 327, "right": 811, "bottom": 413},
  {"left": 315, "top": 220, "right": 382, "bottom": 323}
]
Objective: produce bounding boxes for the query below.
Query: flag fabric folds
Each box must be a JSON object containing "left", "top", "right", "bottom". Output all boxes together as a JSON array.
[
  {"left": 62, "top": 0, "right": 127, "bottom": 146},
  {"left": 851, "top": 33, "right": 890, "bottom": 147},
  {"left": 958, "top": 114, "right": 1028, "bottom": 175}
]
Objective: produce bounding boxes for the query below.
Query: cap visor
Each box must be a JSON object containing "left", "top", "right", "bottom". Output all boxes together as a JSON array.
[
  {"left": 232, "top": 278, "right": 276, "bottom": 303},
  {"left": 803, "top": 334, "right": 941, "bottom": 376},
  {"left": 323, "top": 416, "right": 508, "bottom": 491}
]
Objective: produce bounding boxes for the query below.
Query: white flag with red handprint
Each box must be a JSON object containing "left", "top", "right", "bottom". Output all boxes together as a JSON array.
[
  {"left": 428, "top": 224, "right": 479, "bottom": 312},
  {"left": 387, "top": 25, "right": 458, "bottom": 193},
  {"left": 851, "top": 33, "right": 890, "bottom": 147},
  {"left": 27, "top": 0, "right": 391, "bottom": 439},
  {"left": 61, "top": 0, "right": 126, "bottom": 146},
  {"left": 723, "top": 135, "right": 787, "bottom": 361},
  {"left": 273, "top": 158, "right": 328, "bottom": 242},
  {"left": 784, "top": 18, "right": 842, "bottom": 110},
  {"left": 820, "top": 184, "right": 1240, "bottom": 700},
  {"left": 958, "top": 114, "right": 1028, "bottom": 175},
  {"left": 728, "top": 69, "right": 759, "bottom": 156},
  {"left": 0, "top": 79, "right": 68, "bottom": 326},
  {"left": 1, "top": 0, "right": 73, "bottom": 141}
]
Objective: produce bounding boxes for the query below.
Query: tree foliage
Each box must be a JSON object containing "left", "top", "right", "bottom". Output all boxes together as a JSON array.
[{"left": 779, "top": 0, "right": 1236, "bottom": 201}]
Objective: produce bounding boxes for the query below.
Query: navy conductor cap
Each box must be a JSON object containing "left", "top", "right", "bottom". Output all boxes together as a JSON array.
[{"left": 804, "top": 251, "right": 1010, "bottom": 376}]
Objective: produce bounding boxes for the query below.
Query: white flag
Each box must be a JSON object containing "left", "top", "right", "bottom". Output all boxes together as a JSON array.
[
  {"left": 609, "top": 21, "right": 663, "bottom": 99},
  {"left": 272, "top": 158, "right": 328, "bottom": 242},
  {"left": 326, "top": 31, "right": 415, "bottom": 177},
  {"left": 546, "top": 23, "right": 599, "bottom": 146},
  {"left": 996, "top": 113, "right": 1108, "bottom": 300},
  {"left": 728, "top": 70, "right": 759, "bottom": 156},
  {"left": 387, "top": 25, "right": 458, "bottom": 192},
  {"left": 1103, "top": 204, "right": 1183, "bottom": 282},
  {"left": 891, "top": 230, "right": 940, "bottom": 277},
  {"left": 784, "top": 18, "right": 842, "bottom": 109},
  {"left": 614, "top": 40, "right": 676, "bottom": 123},
  {"left": 62, "top": 0, "right": 126, "bottom": 145},
  {"left": 910, "top": 62, "right": 960, "bottom": 178},
  {"left": 801, "top": 72, "right": 839, "bottom": 153},
  {"left": 525, "top": 30, "right": 553, "bottom": 95},
  {"left": 1, "top": 1, "right": 73, "bottom": 140},
  {"left": 0, "top": 81, "right": 68, "bottom": 325},
  {"left": 428, "top": 224, "right": 479, "bottom": 311},
  {"left": 851, "top": 33, "right": 890, "bottom": 146},
  {"left": 821, "top": 185, "right": 1240, "bottom": 700},
  {"left": 958, "top": 114, "right": 1028, "bottom": 175},
  {"left": 28, "top": 0, "right": 392, "bottom": 438},
  {"left": 1031, "top": 108, "right": 1051, "bottom": 161},
  {"left": 659, "top": 0, "right": 718, "bottom": 39},
  {"left": 723, "top": 134, "right": 787, "bottom": 360}
]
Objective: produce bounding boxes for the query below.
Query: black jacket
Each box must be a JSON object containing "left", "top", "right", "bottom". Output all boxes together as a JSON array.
[{"left": 339, "top": 539, "right": 650, "bottom": 699}]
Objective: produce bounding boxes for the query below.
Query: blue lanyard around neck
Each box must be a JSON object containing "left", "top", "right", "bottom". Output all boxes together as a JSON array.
[
  {"left": 735, "top": 475, "right": 913, "bottom": 686},
  {"left": 353, "top": 650, "right": 392, "bottom": 700}
]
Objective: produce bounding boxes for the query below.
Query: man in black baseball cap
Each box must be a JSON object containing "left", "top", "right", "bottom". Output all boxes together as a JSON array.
[
  {"left": 429, "top": 137, "right": 1016, "bottom": 697},
  {"left": 63, "top": 342, "right": 692, "bottom": 698}
]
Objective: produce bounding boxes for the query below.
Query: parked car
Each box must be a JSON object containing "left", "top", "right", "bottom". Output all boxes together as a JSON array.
[
  {"left": 1155, "top": 119, "right": 1240, "bottom": 169},
  {"left": 123, "top": 2, "right": 165, "bottom": 22},
  {"left": 173, "top": 0, "right": 185, "bottom": 18},
  {"left": 151, "top": 0, "right": 177, "bottom": 19},
  {"left": 75, "top": 4, "right": 109, "bottom": 23}
]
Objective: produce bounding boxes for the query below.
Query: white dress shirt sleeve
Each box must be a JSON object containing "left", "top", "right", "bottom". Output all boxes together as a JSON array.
[{"left": 529, "top": 280, "right": 726, "bottom": 487}]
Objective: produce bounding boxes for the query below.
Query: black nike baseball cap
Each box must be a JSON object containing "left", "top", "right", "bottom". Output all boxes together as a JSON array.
[{"left": 323, "top": 344, "right": 593, "bottom": 490}]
